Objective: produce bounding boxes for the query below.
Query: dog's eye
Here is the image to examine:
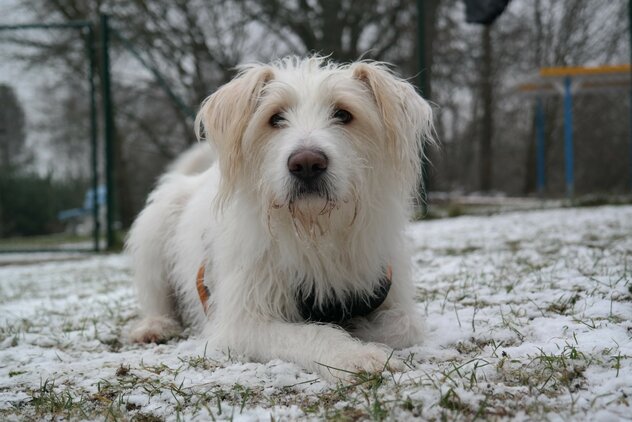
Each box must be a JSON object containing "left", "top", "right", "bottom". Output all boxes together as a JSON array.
[
  {"left": 332, "top": 109, "right": 353, "bottom": 124},
  {"left": 269, "top": 113, "right": 286, "bottom": 128}
]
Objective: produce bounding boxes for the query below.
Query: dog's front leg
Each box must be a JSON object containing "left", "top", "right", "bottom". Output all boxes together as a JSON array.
[
  {"left": 208, "top": 318, "right": 400, "bottom": 382},
  {"left": 350, "top": 260, "right": 425, "bottom": 349}
]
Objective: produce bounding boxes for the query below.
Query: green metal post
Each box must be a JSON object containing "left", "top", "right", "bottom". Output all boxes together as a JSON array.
[
  {"left": 86, "top": 25, "right": 99, "bottom": 252},
  {"left": 0, "top": 21, "right": 92, "bottom": 30},
  {"left": 417, "top": 0, "right": 430, "bottom": 216},
  {"left": 100, "top": 13, "right": 116, "bottom": 250}
]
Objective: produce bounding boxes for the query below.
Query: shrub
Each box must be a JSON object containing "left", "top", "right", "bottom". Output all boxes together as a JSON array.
[{"left": 0, "top": 168, "right": 88, "bottom": 237}]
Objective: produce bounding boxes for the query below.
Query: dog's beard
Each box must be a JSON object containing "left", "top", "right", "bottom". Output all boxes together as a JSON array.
[
  {"left": 288, "top": 197, "right": 336, "bottom": 239},
  {"left": 267, "top": 182, "right": 358, "bottom": 240}
]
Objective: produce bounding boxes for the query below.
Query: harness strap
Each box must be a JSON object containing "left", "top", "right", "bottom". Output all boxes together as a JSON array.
[
  {"left": 196, "top": 264, "right": 210, "bottom": 314},
  {"left": 195, "top": 263, "right": 393, "bottom": 323},
  {"left": 297, "top": 265, "right": 392, "bottom": 324}
]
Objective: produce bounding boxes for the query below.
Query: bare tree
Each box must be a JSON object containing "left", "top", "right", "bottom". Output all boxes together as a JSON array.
[
  {"left": 479, "top": 24, "right": 493, "bottom": 192},
  {"left": 236, "top": 0, "right": 417, "bottom": 64},
  {"left": 0, "top": 84, "right": 27, "bottom": 170},
  {"left": 3, "top": 0, "right": 628, "bottom": 221},
  {"left": 429, "top": 0, "right": 628, "bottom": 195},
  {"left": 4, "top": 0, "right": 257, "bottom": 226}
]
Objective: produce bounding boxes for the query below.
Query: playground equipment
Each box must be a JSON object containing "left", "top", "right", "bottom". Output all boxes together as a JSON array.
[{"left": 517, "top": 64, "right": 631, "bottom": 196}]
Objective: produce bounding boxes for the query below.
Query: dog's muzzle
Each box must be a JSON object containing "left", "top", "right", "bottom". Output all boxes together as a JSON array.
[{"left": 287, "top": 148, "right": 330, "bottom": 198}]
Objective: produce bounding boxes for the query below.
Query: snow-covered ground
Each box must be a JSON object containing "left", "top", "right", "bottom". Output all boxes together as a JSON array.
[{"left": 1, "top": 205, "right": 630, "bottom": 421}]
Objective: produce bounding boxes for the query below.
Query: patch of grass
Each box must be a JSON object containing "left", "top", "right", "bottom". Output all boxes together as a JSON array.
[
  {"left": 30, "top": 379, "right": 89, "bottom": 419},
  {"left": 505, "top": 240, "right": 521, "bottom": 253},
  {"left": 447, "top": 204, "right": 465, "bottom": 218},
  {"left": 179, "top": 353, "right": 221, "bottom": 371},
  {"left": 498, "top": 306, "right": 526, "bottom": 342},
  {"left": 0, "top": 233, "right": 91, "bottom": 249},
  {"left": 131, "top": 412, "right": 163, "bottom": 422},
  {"left": 8, "top": 370, "right": 27, "bottom": 377},
  {"left": 570, "top": 195, "right": 632, "bottom": 208},
  {"left": 0, "top": 318, "right": 34, "bottom": 345},
  {"left": 546, "top": 294, "right": 581, "bottom": 315},
  {"left": 497, "top": 343, "right": 589, "bottom": 396},
  {"left": 100, "top": 337, "right": 124, "bottom": 352},
  {"left": 115, "top": 364, "right": 130, "bottom": 377},
  {"left": 439, "top": 387, "right": 467, "bottom": 412},
  {"left": 441, "top": 246, "right": 481, "bottom": 256}
]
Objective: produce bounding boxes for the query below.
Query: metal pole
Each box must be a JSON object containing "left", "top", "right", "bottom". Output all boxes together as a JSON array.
[
  {"left": 86, "top": 25, "right": 99, "bottom": 252},
  {"left": 417, "top": 0, "right": 429, "bottom": 216},
  {"left": 563, "top": 76, "right": 574, "bottom": 197},
  {"left": 100, "top": 13, "right": 116, "bottom": 250},
  {"left": 535, "top": 96, "right": 545, "bottom": 194},
  {"left": 480, "top": 24, "right": 493, "bottom": 192},
  {"left": 0, "top": 21, "right": 92, "bottom": 31}
]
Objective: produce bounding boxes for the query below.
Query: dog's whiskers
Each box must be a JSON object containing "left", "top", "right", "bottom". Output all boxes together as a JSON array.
[
  {"left": 266, "top": 203, "right": 277, "bottom": 239},
  {"left": 318, "top": 199, "right": 330, "bottom": 215},
  {"left": 315, "top": 219, "right": 326, "bottom": 237},
  {"left": 347, "top": 197, "right": 358, "bottom": 228},
  {"left": 284, "top": 198, "right": 336, "bottom": 241},
  {"left": 343, "top": 192, "right": 359, "bottom": 229},
  {"left": 318, "top": 199, "right": 336, "bottom": 216},
  {"left": 288, "top": 201, "right": 305, "bottom": 241}
]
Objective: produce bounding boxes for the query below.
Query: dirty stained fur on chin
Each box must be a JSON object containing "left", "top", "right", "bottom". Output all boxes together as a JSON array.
[{"left": 126, "top": 56, "right": 434, "bottom": 382}]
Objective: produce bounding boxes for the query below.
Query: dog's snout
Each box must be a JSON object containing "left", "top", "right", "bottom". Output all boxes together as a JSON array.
[{"left": 287, "top": 149, "right": 328, "bottom": 181}]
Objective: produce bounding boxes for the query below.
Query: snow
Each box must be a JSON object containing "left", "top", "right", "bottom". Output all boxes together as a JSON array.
[{"left": 0, "top": 205, "right": 631, "bottom": 420}]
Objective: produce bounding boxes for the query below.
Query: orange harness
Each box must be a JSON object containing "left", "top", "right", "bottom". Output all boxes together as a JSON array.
[{"left": 196, "top": 264, "right": 210, "bottom": 314}]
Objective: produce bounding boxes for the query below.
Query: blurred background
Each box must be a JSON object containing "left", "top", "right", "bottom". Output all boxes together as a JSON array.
[{"left": 0, "top": 0, "right": 630, "bottom": 251}]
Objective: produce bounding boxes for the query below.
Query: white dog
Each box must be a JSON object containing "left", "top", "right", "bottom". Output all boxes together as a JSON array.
[{"left": 127, "top": 57, "right": 433, "bottom": 381}]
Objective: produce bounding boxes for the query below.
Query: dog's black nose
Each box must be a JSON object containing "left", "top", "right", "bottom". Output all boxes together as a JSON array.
[{"left": 287, "top": 149, "right": 328, "bottom": 181}]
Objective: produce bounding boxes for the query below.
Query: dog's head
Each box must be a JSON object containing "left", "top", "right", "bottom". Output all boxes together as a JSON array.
[{"left": 196, "top": 57, "right": 433, "bottom": 233}]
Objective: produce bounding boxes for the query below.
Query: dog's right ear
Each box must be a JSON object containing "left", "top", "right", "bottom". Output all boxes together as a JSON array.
[
  {"left": 351, "top": 62, "right": 434, "bottom": 199},
  {"left": 195, "top": 64, "right": 274, "bottom": 203}
]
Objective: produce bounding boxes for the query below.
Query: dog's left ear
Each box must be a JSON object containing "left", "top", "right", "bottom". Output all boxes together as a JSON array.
[
  {"left": 195, "top": 64, "right": 274, "bottom": 206},
  {"left": 351, "top": 62, "right": 434, "bottom": 194}
]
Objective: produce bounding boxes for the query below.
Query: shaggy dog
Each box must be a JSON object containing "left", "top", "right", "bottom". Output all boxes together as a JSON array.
[{"left": 127, "top": 57, "right": 433, "bottom": 381}]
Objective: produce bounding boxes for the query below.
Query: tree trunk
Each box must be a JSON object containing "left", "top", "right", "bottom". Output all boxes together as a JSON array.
[
  {"left": 480, "top": 24, "right": 493, "bottom": 192},
  {"left": 113, "top": 126, "right": 136, "bottom": 229},
  {"left": 524, "top": 0, "right": 543, "bottom": 194}
]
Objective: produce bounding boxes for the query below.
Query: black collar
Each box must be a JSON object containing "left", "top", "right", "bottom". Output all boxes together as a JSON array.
[{"left": 296, "top": 267, "right": 392, "bottom": 324}]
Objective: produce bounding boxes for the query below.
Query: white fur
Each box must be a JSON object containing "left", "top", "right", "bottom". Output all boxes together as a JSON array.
[
  {"left": 127, "top": 57, "right": 434, "bottom": 381},
  {"left": 167, "top": 142, "right": 216, "bottom": 175}
]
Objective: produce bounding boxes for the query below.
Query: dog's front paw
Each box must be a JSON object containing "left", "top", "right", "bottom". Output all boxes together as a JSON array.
[
  {"left": 128, "top": 316, "right": 181, "bottom": 344},
  {"left": 321, "top": 344, "right": 404, "bottom": 382},
  {"left": 351, "top": 308, "right": 425, "bottom": 349}
]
